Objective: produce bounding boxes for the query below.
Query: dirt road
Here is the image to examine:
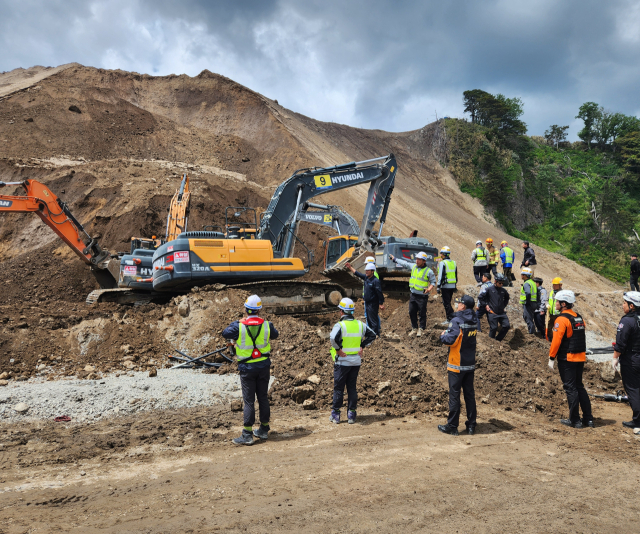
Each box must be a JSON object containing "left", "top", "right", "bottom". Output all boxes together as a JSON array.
[{"left": 1, "top": 401, "right": 639, "bottom": 533}]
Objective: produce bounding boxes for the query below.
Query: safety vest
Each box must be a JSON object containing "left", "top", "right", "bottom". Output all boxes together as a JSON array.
[
  {"left": 488, "top": 248, "right": 499, "bottom": 264},
  {"left": 362, "top": 271, "right": 380, "bottom": 297},
  {"left": 410, "top": 265, "right": 433, "bottom": 292},
  {"left": 236, "top": 317, "right": 271, "bottom": 363},
  {"left": 502, "top": 247, "right": 514, "bottom": 265},
  {"left": 548, "top": 290, "right": 558, "bottom": 314},
  {"left": 520, "top": 279, "right": 538, "bottom": 304},
  {"left": 474, "top": 248, "right": 487, "bottom": 261},
  {"left": 330, "top": 319, "right": 364, "bottom": 361},
  {"left": 443, "top": 259, "right": 457, "bottom": 284},
  {"left": 557, "top": 312, "right": 586, "bottom": 356}
]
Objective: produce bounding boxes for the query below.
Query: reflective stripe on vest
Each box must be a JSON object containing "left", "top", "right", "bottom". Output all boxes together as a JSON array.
[
  {"left": 488, "top": 249, "right": 499, "bottom": 264},
  {"left": 474, "top": 248, "right": 487, "bottom": 261},
  {"left": 330, "top": 320, "right": 364, "bottom": 361},
  {"left": 503, "top": 247, "right": 514, "bottom": 265},
  {"left": 362, "top": 271, "right": 380, "bottom": 297},
  {"left": 447, "top": 364, "right": 477, "bottom": 371},
  {"left": 443, "top": 259, "right": 457, "bottom": 284},
  {"left": 410, "top": 265, "right": 433, "bottom": 291},
  {"left": 236, "top": 320, "right": 271, "bottom": 362},
  {"left": 548, "top": 290, "right": 557, "bottom": 313},
  {"left": 520, "top": 279, "right": 538, "bottom": 303}
]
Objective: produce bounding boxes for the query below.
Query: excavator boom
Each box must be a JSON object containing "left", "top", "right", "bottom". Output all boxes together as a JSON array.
[
  {"left": 0, "top": 179, "right": 117, "bottom": 289},
  {"left": 166, "top": 173, "right": 191, "bottom": 242}
]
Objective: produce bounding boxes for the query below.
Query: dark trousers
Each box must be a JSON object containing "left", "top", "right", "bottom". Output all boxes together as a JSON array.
[
  {"left": 489, "top": 264, "right": 498, "bottom": 277},
  {"left": 547, "top": 314, "right": 558, "bottom": 342},
  {"left": 441, "top": 288, "right": 455, "bottom": 320},
  {"left": 365, "top": 302, "right": 381, "bottom": 335},
  {"left": 332, "top": 364, "right": 360, "bottom": 412},
  {"left": 409, "top": 292, "right": 428, "bottom": 329},
  {"left": 522, "top": 302, "right": 537, "bottom": 334},
  {"left": 473, "top": 266, "right": 488, "bottom": 283},
  {"left": 621, "top": 363, "right": 640, "bottom": 426},
  {"left": 557, "top": 359, "right": 593, "bottom": 424},
  {"left": 240, "top": 366, "right": 271, "bottom": 428},
  {"left": 476, "top": 307, "right": 488, "bottom": 332},
  {"left": 631, "top": 274, "right": 640, "bottom": 292},
  {"left": 502, "top": 267, "right": 514, "bottom": 286},
  {"left": 534, "top": 311, "right": 546, "bottom": 335},
  {"left": 488, "top": 313, "right": 510, "bottom": 341},
  {"left": 447, "top": 370, "right": 477, "bottom": 429}
]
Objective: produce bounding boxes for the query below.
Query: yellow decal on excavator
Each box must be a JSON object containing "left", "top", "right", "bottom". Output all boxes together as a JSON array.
[
  {"left": 314, "top": 175, "right": 332, "bottom": 189},
  {"left": 390, "top": 166, "right": 395, "bottom": 173},
  {"left": 323, "top": 214, "right": 333, "bottom": 223}
]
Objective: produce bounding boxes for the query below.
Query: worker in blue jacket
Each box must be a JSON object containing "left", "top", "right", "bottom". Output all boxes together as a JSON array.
[
  {"left": 438, "top": 295, "right": 478, "bottom": 436},
  {"left": 346, "top": 261, "right": 385, "bottom": 335}
]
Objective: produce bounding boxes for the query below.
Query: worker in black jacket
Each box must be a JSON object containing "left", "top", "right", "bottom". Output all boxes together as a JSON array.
[
  {"left": 630, "top": 254, "right": 640, "bottom": 291},
  {"left": 612, "top": 291, "right": 640, "bottom": 429},
  {"left": 438, "top": 295, "right": 478, "bottom": 436},
  {"left": 478, "top": 273, "right": 511, "bottom": 341},
  {"left": 520, "top": 241, "right": 537, "bottom": 277},
  {"left": 346, "top": 261, "right": 384, "bottom": 336}
]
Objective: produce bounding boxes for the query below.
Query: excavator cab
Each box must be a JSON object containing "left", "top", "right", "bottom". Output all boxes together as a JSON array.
[
  {"left": 324, "top": 235, "right": 359, "bottom": 270},
  {"left": 225, "top": 207, "right": 257, "bottom": 239}
]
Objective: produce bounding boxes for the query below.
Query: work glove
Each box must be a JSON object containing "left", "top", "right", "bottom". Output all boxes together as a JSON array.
[
  {"left": 548, "top": 359, "right": 555, "bottom": 371},
  {"left": 612, "top": 357, "right": 620, "bottom": 372}
]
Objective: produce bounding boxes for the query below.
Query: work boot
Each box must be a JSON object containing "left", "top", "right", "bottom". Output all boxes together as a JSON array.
[
  {"left": 582, "top": 419, "right": 595, "bottom": 428},
  {"left": 622, "top": 421, "right": 639, "bottom": 428},
  {"left": 232, "top": 431, "right": 254, "bottom": 445},
  {"left": 347, "top": 410, "right": 356, "bottom": 424},
  {"left": 408, "top": 328, "right": 417, "bottom": 337},
  {"left": 560, "top": 419, "right": 583, "bottom": 429},
  {"left": 417, "top": 328, "right": 424, "bottom": 337},
  {"left": 329, "top": 410, "right": 340, "bottom": 424},
  {"left": 467, "top": 426, "right": 475, "bottom": 435},
  {"left": 253, "top": 425, "right": 269, "bottom": 440},
  {"left": 437, "top": 424, "right": 459, "bottom": 436}
]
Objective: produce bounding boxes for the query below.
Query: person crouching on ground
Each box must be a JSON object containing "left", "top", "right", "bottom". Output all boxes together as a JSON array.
[
  {"left": 438, "top": 295, "right": 478, "bottom": 436},
  {"left": 223, "top": 294, "right": 279, "bottom": 446},
  {"left": 329, "top": 298, "right": 377, "bottom": 425}
]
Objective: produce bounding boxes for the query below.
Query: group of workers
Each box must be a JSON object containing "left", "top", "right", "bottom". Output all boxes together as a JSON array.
[{"left": 223, "top": 244, "right": 640, "bottom": 444}]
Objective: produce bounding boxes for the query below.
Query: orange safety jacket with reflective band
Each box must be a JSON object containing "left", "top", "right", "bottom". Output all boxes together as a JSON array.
[{"left": 549, "top": 309, "right": 586, "bottom": 362}]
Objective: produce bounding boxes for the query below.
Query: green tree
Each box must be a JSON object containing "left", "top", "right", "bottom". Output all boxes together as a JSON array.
[
  {"left": 576, "top": 102, "right": 601, "bottom": 149},
  {"left": 544, "top": 124, "right": 569, "bottom": 150},
  {"left": 463, "top": 89, "right": 490, "bottom": 124},
  {"left": 615, "top": 131, "right": 640, "bottom": 175}
]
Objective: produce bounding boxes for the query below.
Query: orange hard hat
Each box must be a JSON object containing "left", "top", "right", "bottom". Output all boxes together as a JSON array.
[{"left": 486, "top": 238, "right": 493, "bottom": 243}]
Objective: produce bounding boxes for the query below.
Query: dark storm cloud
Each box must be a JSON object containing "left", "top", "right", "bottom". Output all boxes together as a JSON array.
[{"left": 1, "top": 0, "right": 638, "bottom": 138}]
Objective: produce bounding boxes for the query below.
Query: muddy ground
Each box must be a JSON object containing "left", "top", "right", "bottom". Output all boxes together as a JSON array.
[{"left": 1, "top": 401, "right": 640, "bottom": 533}]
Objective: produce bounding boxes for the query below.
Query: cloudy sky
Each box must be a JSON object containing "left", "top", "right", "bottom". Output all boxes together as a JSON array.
[{"left": 1, "top": 0, "right": 638, "bottom": 138}]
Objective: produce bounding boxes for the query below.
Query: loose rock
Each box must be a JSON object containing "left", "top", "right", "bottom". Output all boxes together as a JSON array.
[
  {"left": 292, "top": 385, "right": 315, "bottom": 404},
  {"left": 13, "top": 402, "right": 29, "bottom": 413},
  {"left": 178, "top": 300, "right": 190, "bottom": 317},
  {"left": 149, "top": 367, "right": 158, "bottom": 377},
  {"left": 303, "top": 398, "right": 316, "bottom": 410}
]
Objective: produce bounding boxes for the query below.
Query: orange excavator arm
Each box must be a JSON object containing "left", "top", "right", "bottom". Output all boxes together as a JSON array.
[
  {"left": 165, "top": 173, "right": 190, "bottom": 242},
  {"left": 0, "top": 179, "right": 117, "bottom": 288}
]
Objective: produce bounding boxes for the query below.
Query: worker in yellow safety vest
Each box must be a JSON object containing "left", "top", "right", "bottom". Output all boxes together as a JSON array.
[
  {"left": 546, "top": 277, "right": 563, "bottom": 342},
  {"left": 223, "top": 294, "right": 279, "bottom": 446},
  {"left": 471, "top": 240, "right": 489, "bottom": 286},
  {"left": 486, "top": 238, "right": 499, "bottom": 278},
  {"left": 437, "top": 246, "right": 458, "bottom": 321},
  {"left": 329, "top": 298, "right": 377, "bottom": 424},
  {"left": 520, "top": 267, "right": 538, "bottom": 334},
  {"left": 500, "top": 240, "right": 515, "bottom": 287}
]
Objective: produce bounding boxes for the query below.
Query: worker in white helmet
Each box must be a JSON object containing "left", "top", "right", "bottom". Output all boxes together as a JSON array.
[
  {"left": 471, "top": 239, "right": 489, "bottom": 286},
  {"left": 389, "top": 251, "right": 436, "bottom": 337},
  {"left": 329, "top": 298, "right": 377, "bottom": 424},
  {"left": 437, "top": 246, "right": 458, "bottom": 321},
  {"left": 222, "top": 294, "right": 279, "bottom": 445},
  {"left": 345, "top": 260, "right": 385, "bottom": 335}
]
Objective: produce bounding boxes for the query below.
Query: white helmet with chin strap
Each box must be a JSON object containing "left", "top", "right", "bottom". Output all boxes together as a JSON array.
[
  {"left": 624, "top": 291, "right": 640, "bottom": 308},
  {"left": 554, "top": 290, "right": 575, "bottom": 304}
]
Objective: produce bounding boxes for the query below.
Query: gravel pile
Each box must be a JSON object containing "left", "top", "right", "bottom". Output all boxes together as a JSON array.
[{"left": 0, "top": 370, "right": 273, "bottom": 423}]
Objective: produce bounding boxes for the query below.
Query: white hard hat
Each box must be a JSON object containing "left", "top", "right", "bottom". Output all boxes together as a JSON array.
[
  {"left": 476, "top": 240, "right": 482, "bottom": 245},
  {"left": 365, "top": 262, "right": 376, "bottom": 271},
  {"left": 624, "top": 291, "right": 640, "bottom": 307},
  {"left": 416, "top": 252, "right": 428, "bottom": 261},
  {"left": 440, "top": 246, "right": 451, "bottom": 254},
  {"left": 244, "top": 294, "right": 263, "bottom": 310},
  {"left": 365, "top": 256, "right": 375, "bottom": 263},
  {"left": 338, "top": 297, "right": 355, "bottom": 313},
  {"left": 521, "top": 267, "right": 533, "bottom": 277},
  {"left": 555, "top": 290, "right": 575, "bottom": 304}
]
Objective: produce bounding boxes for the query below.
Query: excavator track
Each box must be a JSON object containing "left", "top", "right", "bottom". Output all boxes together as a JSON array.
[{"left": 86, "top": 288, "right": 155, "bottom": 306}]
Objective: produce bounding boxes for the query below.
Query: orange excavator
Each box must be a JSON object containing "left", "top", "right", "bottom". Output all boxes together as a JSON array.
[{"left": 0, "top": 179, "right": 119, "bottom": 289}]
